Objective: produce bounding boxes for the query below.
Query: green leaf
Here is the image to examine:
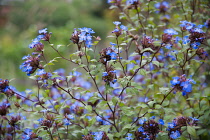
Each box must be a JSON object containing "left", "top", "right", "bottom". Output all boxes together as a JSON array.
[
  {"left": 85, "top": 105, "right": 92, "bottom": 112},
  {"left": 187, "top": 126, "right": 197, "bottom": 137},
  {"left": 152, "top": 61, "right": 160, "bottom": 67},
  {"left": 162, "top": 100, "right": 169, "bottom": 106},
  {"left": 142, "top": 48, "right": 154, "bottom": 53},
  {"left": 112, "top": 96, "right": 119, "bottom": 105},
  {"left": 139, "top": 69, "right": 146, "bottom": 75},
  {"left": 159, "top": 87, "right": 170, "bottom": 94},
  {"left": 99, "top": 125, "right": 110, "bottom": 133}
]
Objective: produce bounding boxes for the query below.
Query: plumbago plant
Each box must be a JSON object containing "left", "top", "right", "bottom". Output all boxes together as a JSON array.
[{"left": 0, "top": 0, "right": 210, "bottom": 140}]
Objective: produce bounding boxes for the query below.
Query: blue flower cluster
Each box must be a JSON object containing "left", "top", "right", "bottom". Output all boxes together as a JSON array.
[
  {"left": 134, "top": 116, "right": 164, "bottom": 139},
  {"left": 71, "top": 27, "right": 95, "bottom": 48},
  {"left": 167, "top": 116, "right": 199, "bottom": 139},
  {"left": 35, "top": 69, "right": 52, "bottom": 86},
  {"left": 180, "top": 20, "right": 206, "bottom": 49},
  {"left": 171, "top": 74, "right": 196, "bottom": 96},
  {"left": 19, "top": 54, "right": 42, "bottom": 76},
  {"left": 91, "top": 131, "right": 106, "bottom": 140},
  {"left": 63, "top": 114, "right": 74, "bottom": 126},
  {"left": 28, "top": 28, "right": 50, "bottom": 49},
  {"left": 155, "top": 1, "right": 170, "bottom": 13},
  {"left": 112, "top": 21, "right": 128, "bottom": 37}
]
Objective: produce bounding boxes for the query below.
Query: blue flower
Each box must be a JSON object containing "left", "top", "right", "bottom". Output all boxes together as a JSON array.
[
  {"left": 79, "top": 27, "right": 95, "bottom": 34},
  {"left": 159, "top": 119, "right": 165, "bottom": 125},
  {"left": 102, "top": 72, "right": 108, "bottom": 77},
  {"left": 180, "top": 21, "right": 196, "bottom": 30},
  {"left": 63, "top": 118, "right": 72, "bottom": 125},
  {"left": 165, "top": 44, "right": 172, "bottom": 49},
  {"left": 168, "top": 122, "right": 176, "bottom": 129},
  {"left": 180, "top": 81, "right": 192, "bottom": 92},
  {"left": 183, "top": 36, "right": 190, "bottom": 44},
  {"left": 125, "top": 133, "right": 133, "bottom": 140},
  {"left": 170, "top": 130, "right": 181, "bottom": 139},
  {"left": 191, "top": 42, "right": 200, "bottom": 49},
  {"left": 126, "top": 0, "right": 138, "bottom": 5},
  {"left": 38, "top": 28, "right": 48, "bottom": 34},
  {"left": 164, "top": 29, "right": 178, "bottom": 35},
  {"left": 85, "top": 40, "right": 92, "bottom": 48},
  {"left": 193, "top": 28, "right": 204, "bottom": 33},
  {"left": 79, "top": 32, "right": 87, "bottom": 41},
  {"left": 92, "top": 131, "right": 104, "bottom": 140},
  {"left": 110, "top": 42, "right": 116, "bottom": 46},
  {"left": 190, "top": 117, "right": 199, "bottom": 122},
  {"left": 171, "top": 77, "right": 180, "bottom": 85},
  {"left": 113, "top": 21, "right": 121, "bottom": 25},
  {"left": 139, "top": 118, "right": 147, "bottom": 124},
  {"left": 22, "top": 128, "right": 32, "bottom": 140},
  {"left": 138, "top": 126, "right": 144, "bottom": 132},
  {"left": 120, "top": 25, "right": 128, "bottom": 31},
  {"left": 112, "top": 28, "right": 120, "bottom": 33},
  {"left": 174, "top": 36, "right": 181, "bottom": 44},
  {"left": 109, "top": 52, "right": 118, "bottom": 60}
]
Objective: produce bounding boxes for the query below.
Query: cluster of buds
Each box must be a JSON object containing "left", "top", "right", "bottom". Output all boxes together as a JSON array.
[
  {"left": 155, "top": 1, "right": 170, "bottom": 13},
  {"left": 162, "top": 33, "right": 173, "bottom": 44},
  {"left": 102, "top": 66, "right": 117, "bottom": 84},
  {"left": 83, "top": 131, "right": 110, "bottom": 140},
  {"left": 0, "top": 102, "right": 10, "bottom": 116},
  {"left": 70, "top": 28, "right": 80, "bottom": 45},
  {"left": 99, "top": 47, "right": 118, "bottom": 65},
  {"left": 35, "top": 69, "right": 52, "bottom": 86},
  {"left": 70, "top": 27, "right": 95, "bottom": 49},
  {"left": 171, "top": 74, "right": 196, "bottom": 96},
  {"left": 167, "top": 116, "right": 199, "bottom": 139},
  {"left": 20, "top": 54, "right": 43, "bottom": 76},
  {"left": 112, "top": 21, "right": 128, "bottom": 37},
  {"left": 70, "top": 102, "right": 85, "bottom": 116},
  {"left": 22, "top": 128, "right": 39, "bottom": 140},
  {"left": 126, "top": 0, "right": 141, "bottom": 9},
  {"left": 28, "top": 28, "right": 51, "bottom": 50},
  {"left": 141, "top": 35, "right": 157, "bottom": 52},
  {"left": 38, "top": 114, "right": 55, "bottom": 130},
  {"left": 0, "top": 79, "right": 15, "bottom": 97},
  {"left": 8, "top": 115, "right": 22, "bottom": 127},
  {"left": 135, "top": 119, "right": 160, "bottom": 140},
  {"left": 196, "top": 48, "right": 208, "bottom": 59},
  {"left": 38, "top": 28, "right": 52, "bottom": 42},
  {"left": 189, "top": 29, "right": 206, "bottom": 45},
  {"left": 0, "top": 125, "right": 14, "bottom": 138}
]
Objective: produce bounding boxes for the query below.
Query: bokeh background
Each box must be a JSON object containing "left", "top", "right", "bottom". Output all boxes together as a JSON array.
[{"left": 0, "top": 0, "right": 117, "bottom": 90}]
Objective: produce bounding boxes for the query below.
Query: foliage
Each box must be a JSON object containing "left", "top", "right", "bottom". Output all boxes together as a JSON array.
[{"left": 0, "top": 0, "right": 210, "bottom": 140}]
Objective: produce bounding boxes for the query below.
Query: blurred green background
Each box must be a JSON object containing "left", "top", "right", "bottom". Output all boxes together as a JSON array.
[{"left": 0, "top": 0, "right": 117, "bottom": 90}]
